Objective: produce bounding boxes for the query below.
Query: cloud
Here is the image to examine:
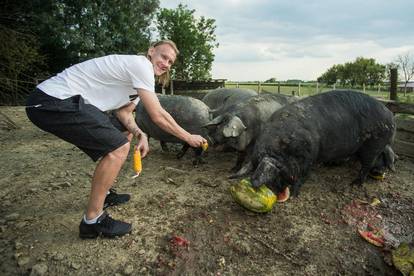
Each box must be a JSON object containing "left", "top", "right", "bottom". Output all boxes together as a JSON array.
[
  {"left": 160, "top": 0, "right": 414, "bottom": 80},
  {"left": 213, "top": 37, "right": 414, "bottom": 81}
]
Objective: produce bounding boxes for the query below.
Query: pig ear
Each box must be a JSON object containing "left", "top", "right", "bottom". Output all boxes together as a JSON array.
[
  {"left": 384, "top": 145, "right": 397, "bottom": 172},
  {"left": 209, "top": 108, "right": 220, "bottom": 117},
  {"left": 223, "top": 116, "right": 246, "bottom": 137},
  {"left": 202, "top": 115, "right": 224, "bottom": 128}
]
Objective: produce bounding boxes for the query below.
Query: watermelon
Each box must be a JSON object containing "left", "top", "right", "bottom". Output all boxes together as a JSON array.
[
  {"left": 230, "top": 178, "right": 276, "bottom": 213},
  {"left": 358, "top": 229, "right": 385, "bottom": 247},
  {"left": 392, "top": 243, "right": 414, "bottom": 276},
  {"left": 277, "top": 187, "right": 290, "bottom": 203}
]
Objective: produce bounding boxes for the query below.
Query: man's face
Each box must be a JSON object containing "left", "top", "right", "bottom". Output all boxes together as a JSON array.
[{"left": 148, "top": 44, "right": 177, "bottom": 76}]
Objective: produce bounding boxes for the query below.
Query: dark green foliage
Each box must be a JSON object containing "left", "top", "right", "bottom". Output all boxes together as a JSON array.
[
  {"left": 318, "top": 57, "right": 386, "bottom": 86},
  {"left": 34, "top": 0, "right": 160, "bottom": 72},
  {"left": 264, "top": 78, "right": 277, "bottom": 83},
  {"left": 0, "top": 0, "right": 159, "bottom": 105},
  {"left": 0, "top": 1, "right": 46, "bottom": 104},
  {"left": 156, "top": 4, "right": 218, "bottom": 81}
]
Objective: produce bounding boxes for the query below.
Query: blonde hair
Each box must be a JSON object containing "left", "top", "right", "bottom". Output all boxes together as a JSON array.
[{"left": 147, "top": 40, "right": 179, "bottom": 88}]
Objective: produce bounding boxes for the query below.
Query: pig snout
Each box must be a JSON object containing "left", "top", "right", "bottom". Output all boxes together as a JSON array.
[{"left": 250, "top": 157, "right": 281, "bottom": 192}]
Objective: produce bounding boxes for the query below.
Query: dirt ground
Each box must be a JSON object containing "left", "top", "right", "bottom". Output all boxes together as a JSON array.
[{"left": 0, "top": 106, "right": 413, "bottom": 276}]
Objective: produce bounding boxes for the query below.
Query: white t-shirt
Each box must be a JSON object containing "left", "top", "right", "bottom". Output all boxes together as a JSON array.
[{"left": 37, "top": 55, "right": 155, "bottom": 111}]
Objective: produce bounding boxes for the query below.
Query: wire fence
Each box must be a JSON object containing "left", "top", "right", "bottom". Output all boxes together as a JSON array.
[
  {"left": 0, "top": 77, "right": 38, "bottom": 105},
  {"left": 226, "top": 82, "right": 388, "bottom": 97}
]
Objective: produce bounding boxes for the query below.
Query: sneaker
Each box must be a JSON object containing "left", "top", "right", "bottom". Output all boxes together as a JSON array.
[
  {"left": 79, "top": 211, "right": 132, "bottom": 239},
  {"left": 104, "top": 188, "right": 131, "bottom": 209}
]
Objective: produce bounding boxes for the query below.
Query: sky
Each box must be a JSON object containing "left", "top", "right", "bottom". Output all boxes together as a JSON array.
[{"left": 159, "top": 0, "right": 414, "bottom": 82}]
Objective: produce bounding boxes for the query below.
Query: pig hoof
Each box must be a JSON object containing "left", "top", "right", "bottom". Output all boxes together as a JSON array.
[
  {"left": 192, "top": 159, "right": 206, "bottom": 167},
  {"left": 228, "top": 173, "right": 240, "bottom": 179},
  {"left": 350, "top": 179, "right": 363, "bottom": 186},
  {"left": 229, "top": 166, "right": 241, "bottom": 173}
]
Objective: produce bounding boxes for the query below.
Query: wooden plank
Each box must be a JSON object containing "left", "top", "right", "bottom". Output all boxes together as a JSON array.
[
  {"left": 379, "top": 99, "right": 414, "bottom": 115},
  {"left": 396, "top": 131, "right": 414, "bottom": 143},
  {"left": 393, "top": 139, "right": 414, "bottom": 158},
  {"left": 395, "top": 118, "right": 414, "bottom": 133}
]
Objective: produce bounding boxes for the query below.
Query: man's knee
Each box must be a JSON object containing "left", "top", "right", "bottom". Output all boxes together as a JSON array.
[{"left": 107, "top": 142, "right": 130, "bottom": 162}]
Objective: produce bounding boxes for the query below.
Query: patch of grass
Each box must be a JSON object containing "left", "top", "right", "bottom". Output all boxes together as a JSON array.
[{"left": 225, "top": 82, "right": 413, "bottom": 103}]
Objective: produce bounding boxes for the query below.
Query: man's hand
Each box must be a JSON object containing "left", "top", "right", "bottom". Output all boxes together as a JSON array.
[
  {"left": 115, "top": 101, "right": 151, "bottom": 157},
  {"left": 136, "top": 132, "right": 149, "bottom": 158},
  {"left": 185, "top": 134, "right": 207, "bottom": 148},
  {"left": 137, "top": 89, "right": 208, "bottom": 147}
]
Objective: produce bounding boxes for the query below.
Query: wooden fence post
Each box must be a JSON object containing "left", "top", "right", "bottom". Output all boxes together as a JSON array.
[
  {"left": 258, "top": 81, "right": 261, "bottom": 94},
  {"left": 170, "top": 80, "right": 174, "bottom": 95},
  {"left": 298, "top": 82, "right": 301, "bottom": 96},
  {"left": 390, "top": 68, "right": 398, "bottom": 100},
  {"left": 316, "top": 82, "right": 319, "bottom": 94},
  {"left": 277, "top": 82, "right": 281, "bottom": 94},
  {"left": 363, "top": 83, "right": 366, "bottom": 93}
]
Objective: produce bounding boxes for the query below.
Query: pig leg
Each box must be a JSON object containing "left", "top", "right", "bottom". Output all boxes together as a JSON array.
[
  {"left": 160, "top": 141, "right": 169, "bottom": 151},
  {"left": 352, "top": 140, "right": 387, "bottom": 186},
  {"left": 176, "top": 144, "right": 190, "bottom": 159},
  {"left": 231, "top": 151, "right": 246, "bottom": 172},
  {"left": 192, "top": 147, "right": 206, "bottom": 166},
  {"left": 287, "top": 172, "right": 309, "bottom": 197},
  {"left": 291, "top": 179, "right": 304, "bottom": 197}
]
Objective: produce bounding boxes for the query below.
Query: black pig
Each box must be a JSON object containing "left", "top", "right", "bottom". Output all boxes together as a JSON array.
[
  {"left": 205, "top": 93, "right": 296, "bottom": 171},
  {"left": 234, "top": 90, "right": 396, "bottom": 196},
  {"left": 135, "top": 94, "right": 212, "bottom": 164},
  {"left": 202, "top": 88, "right": 257, "bottom": 117}
]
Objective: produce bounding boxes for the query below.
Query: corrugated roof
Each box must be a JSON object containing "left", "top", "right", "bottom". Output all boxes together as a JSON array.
[{"left": 398, "top": 82, "right": 414, "bottom": 88}]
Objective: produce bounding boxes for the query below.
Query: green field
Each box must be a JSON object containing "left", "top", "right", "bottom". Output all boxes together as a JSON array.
[{"left": 224, "top": 82, "right": 414, "bottom": 103}]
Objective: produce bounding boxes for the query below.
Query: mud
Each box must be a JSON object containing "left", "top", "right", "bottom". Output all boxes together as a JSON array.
[{"left": 0, "top": 106, "right": 413, "bottom": 275}]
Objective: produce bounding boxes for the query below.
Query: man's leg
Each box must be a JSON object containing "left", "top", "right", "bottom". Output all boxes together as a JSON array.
[
  {"left": 79, "top": 140, "right": 132, "bottom": 238},
  {"left": 102, "top": 133, "right": 134, "bottom": 209},
  {"left": 26, "top": 94, "right": 134, "bottom": 238},
  {"left": 86, "top": 141, "right": 130, "bottom": 219}
]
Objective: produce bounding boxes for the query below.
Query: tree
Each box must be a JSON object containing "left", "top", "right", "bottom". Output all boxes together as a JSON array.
[
  {"left": 0, "top": 1, "right": 46, "bottom": 105},
  {"left": 351, "top": 57, "right": 386, "bottom": 86},
  {"left": 264, "top": 77, "right": 277, "bottom": 83},
  {"left": 395, "top": 52, "right": 414, "bottom": 96},
  {"left": 155, "top": 4, "right": 218, "bottom": 81},
  {"left": 0, "top": 0, "right": 160, "bottom": 104},
  {"left": 24, "top": 0, "right": 159, "bottom": 74},
  {"left": 317, "top": 64, "right": 343, "bottom": 85},
  {"left": 318, "top": 57, "right": 386, "bottom": 87}
]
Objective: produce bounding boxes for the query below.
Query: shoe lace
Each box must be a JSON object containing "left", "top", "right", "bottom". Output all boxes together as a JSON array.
[
  {"left": 100, "top": 213, "right": 115, "bottom": 229},
  {"left": 108, "top": 188, "right": 117, "bottom": 195}
]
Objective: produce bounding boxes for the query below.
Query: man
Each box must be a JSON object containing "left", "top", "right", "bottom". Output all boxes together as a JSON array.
[{"left": 26, "top": 40, "right": 206, "bottom": 238}]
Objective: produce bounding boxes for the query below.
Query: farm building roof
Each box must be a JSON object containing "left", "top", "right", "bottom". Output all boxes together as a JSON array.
[{"left": 398, "top": 82, "right": 414, "bottom": 88}]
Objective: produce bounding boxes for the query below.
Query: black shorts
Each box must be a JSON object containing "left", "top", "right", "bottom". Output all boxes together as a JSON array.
[{"left": 25, "top": 89, "right": 129, "bottom": 161}]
